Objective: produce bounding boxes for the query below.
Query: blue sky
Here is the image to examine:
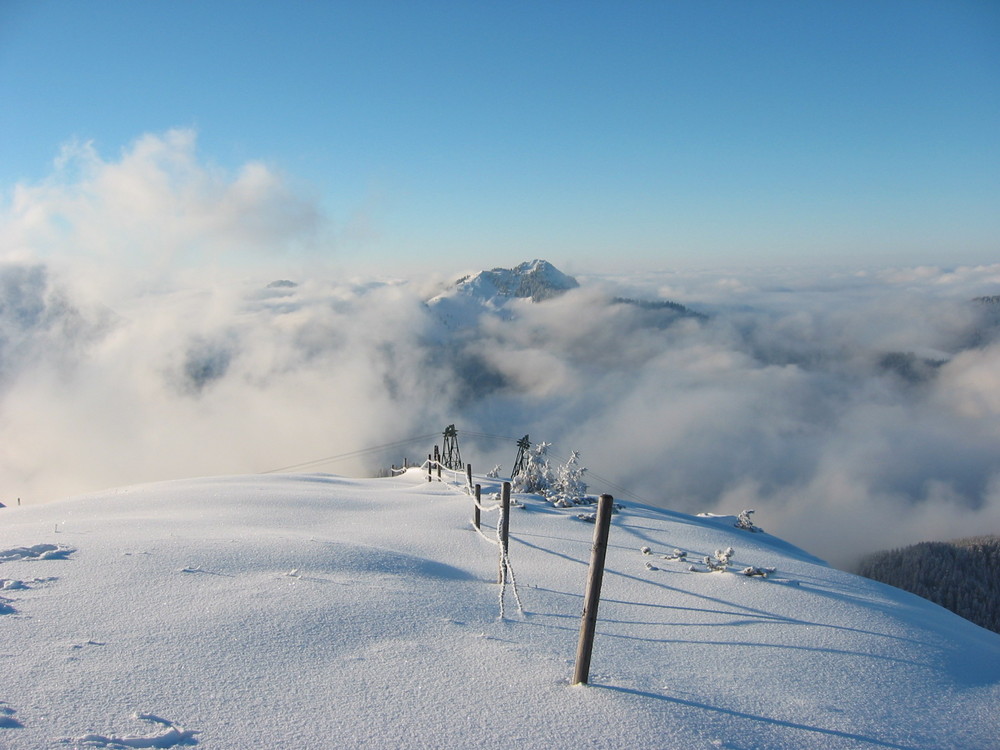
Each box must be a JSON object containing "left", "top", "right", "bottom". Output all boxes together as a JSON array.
[{"left": 1, "top": 0, "right": 998, "bottom": 273}]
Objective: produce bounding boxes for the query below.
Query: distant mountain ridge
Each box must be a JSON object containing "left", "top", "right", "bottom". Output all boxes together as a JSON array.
[
  {"left": 611, "top": 296, "right": 705, "bottom": 321},
  {"left": 425, "top": 260, "right": 704, "bottom": 333}
]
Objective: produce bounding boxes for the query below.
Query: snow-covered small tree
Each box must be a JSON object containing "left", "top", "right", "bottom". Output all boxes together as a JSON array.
[
  {"left": 704, "top": 547, "right": 735, "bottom": 572},
  {"left": 548, "top": 451, "right": 589, "bottom": 507},
  {"left": 512, "top": 442, "right": 555, "bottom": 495},
  {"left": 735, "top": 509, "right": 761, "bottom": 532}
]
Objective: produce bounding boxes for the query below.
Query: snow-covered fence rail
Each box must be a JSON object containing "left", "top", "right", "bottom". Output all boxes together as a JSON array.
[
  {"left": 464, "top": 478, "right": 522, "bottom": 618},
  {"left": 421, "top": 443, "right": 616, "bottom": 670},
  {"left": 419, "top": 457, "right": 517, "bottom": 601},
  {"left": 423, "top": 455, "right": 471, "bottom": 489}
]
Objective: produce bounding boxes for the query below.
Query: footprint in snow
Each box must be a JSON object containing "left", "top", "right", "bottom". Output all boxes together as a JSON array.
[
  {"left": 0, "top": 544, "right": 75, "bottom": 563},
  {"left": 179, "top": 565, "right": 232, "bottom": 577},
  {"left": 1, "top": 578, "right": 61, "bottom": 616},
  {"left": 71, "top": 640, "right": 107, "bottom": 650},
  {"left": 72, "top": 712, "right": 198, "bottom": 748},
  {"left": 1, "top": 577, "right": 58, "bottom": 590},
  {"left": 0, "top": 702, "right": 23, "bottom": 729}
]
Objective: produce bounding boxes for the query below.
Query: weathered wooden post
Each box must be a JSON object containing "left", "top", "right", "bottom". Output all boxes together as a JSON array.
[
  {"left": 473, "top": 484, "right": 481, "bottom": 530},
  {"left": 466, "top": 463, "right": 473, "bottom": 492},
  {"left": 434, "top": 445, "right": 442, "bottom": 479},
  {"left": 572, "top": 494, "right": 614, "bottom": 686},
  {"left": 497, "top": 481, "right": 511, "bottom": 583},
  {"left": 427, "top": 454, "right": 432, "bottom": 482}
]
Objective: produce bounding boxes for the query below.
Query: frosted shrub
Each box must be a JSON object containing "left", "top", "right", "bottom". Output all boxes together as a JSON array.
[
  {"left": 512, "top": 442, "right": 555, "bottom": 495},
  {"left": 735, "top": 509, "right": 762, "bottom": 533},
  {"left": 740, "top": 566, "right": 775, "bottom": 578},
  {"left": 512, "top": 443, "right": 590, "bottom": 507},
  {"left": 549, "top": 451, "right": 589, "bottom": 507},
  {"left": 705, "top": 547, "right": 735, "bottom": 572}
]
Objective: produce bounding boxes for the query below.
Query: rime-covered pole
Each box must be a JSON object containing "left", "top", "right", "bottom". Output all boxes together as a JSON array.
[
  {"left": 573, "top": 494, "right": 614, "bottom": 686},
  {"left": 473, "top": 484, "right": 482, "bottom": 530},
  {"left": 498, "top": 481, "right": 511, "bottom": 583}
]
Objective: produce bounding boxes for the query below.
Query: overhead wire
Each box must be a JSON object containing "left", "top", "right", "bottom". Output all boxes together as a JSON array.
[
  {"left": 261, "top": 425, "right": 652, "bottom": 505},
  {"left": 460, "top": 430, "right": 525, "bottom": 443},
  {"left": 261, "top": 433, "right": 439, "bottom": 474}
]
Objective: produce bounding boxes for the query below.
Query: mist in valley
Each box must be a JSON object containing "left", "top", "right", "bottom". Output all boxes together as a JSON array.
[{"left": 3, "top": 132, "right": 999, "bottom": 569}]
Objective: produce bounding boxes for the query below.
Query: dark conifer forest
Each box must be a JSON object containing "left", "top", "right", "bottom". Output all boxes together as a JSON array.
[{"left": 856, "top": 536, "right": 1000, "bottom": 634}]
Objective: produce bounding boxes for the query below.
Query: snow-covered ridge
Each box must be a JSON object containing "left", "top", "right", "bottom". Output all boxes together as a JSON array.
[
  {"left": 426, "top": 259, "right": 580, "bottom": 331},
  {"left": 1, "top": 470, "right": 998, "bottom": 748},
  {"left": 446, "top": 259, "right": 580, "bottom": 303}
]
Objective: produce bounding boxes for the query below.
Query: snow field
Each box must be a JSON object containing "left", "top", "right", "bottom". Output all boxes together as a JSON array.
[{"left": 0, "top": 469, "right": 998, "bottom": 748}]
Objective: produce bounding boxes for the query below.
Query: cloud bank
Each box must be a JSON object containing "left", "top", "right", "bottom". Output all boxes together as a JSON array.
[{"left": 2, "top": 131, "right": 999, "bottom": 568}]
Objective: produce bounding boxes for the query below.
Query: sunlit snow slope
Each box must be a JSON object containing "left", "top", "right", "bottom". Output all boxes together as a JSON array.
[{"left": 1, "top": 470, "right": 998, "bottom": 749}]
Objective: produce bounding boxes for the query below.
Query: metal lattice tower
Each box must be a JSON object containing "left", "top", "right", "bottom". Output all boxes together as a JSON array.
[
  {"left": 441, "top": 424, "right": 463, "bottom": 470},
  {"left": 511, "top": 435, "right": 530, "bottom": 477}
]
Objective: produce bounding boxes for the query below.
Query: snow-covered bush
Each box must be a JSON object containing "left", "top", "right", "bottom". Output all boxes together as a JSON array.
[
  {"left": 512, "top": 443, "right": 590, "bottom": 507},
  {"left": 486, "top": 465, "right": 501, "bottom": 479},
  {"left": 704, "top": 547, "right": 735, "bottom": 572},
  {"left": 512, "top": 442, "right": 555, "bottom": 495},
  {"left": 548, "top": 451, "right": 589, "bottom": 507},
  {"left": 735, "top": 509, "right": 761, "bottom": 533},
  {"left": 740, "top": 566, "right": 775, "bottom": 578}
]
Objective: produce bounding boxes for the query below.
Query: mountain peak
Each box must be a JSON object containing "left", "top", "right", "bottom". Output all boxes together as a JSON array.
[{"left": 452, "top": 259, "right": 579, "bottom": 303}]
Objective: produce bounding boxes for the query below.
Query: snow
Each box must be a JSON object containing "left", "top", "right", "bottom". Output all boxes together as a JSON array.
[
  {"left": 426, "top": 259, "right": 580, "bottom": 331},
  {"left": 1, "top": 469, "right": 998, "bottom": 749}
]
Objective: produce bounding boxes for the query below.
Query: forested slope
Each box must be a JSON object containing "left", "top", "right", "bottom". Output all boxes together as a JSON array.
[{"left": 856, "top": 535, "right": 1000, "bottom": 633}]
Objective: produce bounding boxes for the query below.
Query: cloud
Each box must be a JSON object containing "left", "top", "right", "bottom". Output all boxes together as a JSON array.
[
  {"left": 2, "top": 130, "right": 999, "bottom": 569},
  {"left": 456, "top": 265, "right": 1000, "bottom": 567},
  {"left": 0, "top": 273, "right": 450, "bottom": 503},
  {"left": 2, "top": 129, "right": 326, "bottom": 302}
]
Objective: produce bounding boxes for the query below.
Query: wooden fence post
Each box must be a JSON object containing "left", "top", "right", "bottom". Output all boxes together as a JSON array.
[
  {"left": 427, "top": 454, "right": 432, "bottom": 482},
  {"left": 572, "top": 494, "right": 614, "bottom": 686},
  {"left": 497, "top": 481, "right": 511, "bottom": 583},
  {"left": 466, "top": 463, "right": 473, "bottom": 492},
  {"left": 473, "top": 484, "right": 482, "bottom": 530}
]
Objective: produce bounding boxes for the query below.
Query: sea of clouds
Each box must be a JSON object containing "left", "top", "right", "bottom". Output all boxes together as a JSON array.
[{"left": 2, "top": 130, "right": 999, "bottom": 568}]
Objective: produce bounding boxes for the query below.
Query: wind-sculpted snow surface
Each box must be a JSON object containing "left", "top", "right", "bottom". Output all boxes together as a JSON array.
[
  {"left": 73, "top": 713, "right": 198, "bottom": 748},
  {"left": 0, "top": 544, "right": 75, "bottom": 563},
  {"left": 0, "top": 471, "right": 998, "bottom": 749}
]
